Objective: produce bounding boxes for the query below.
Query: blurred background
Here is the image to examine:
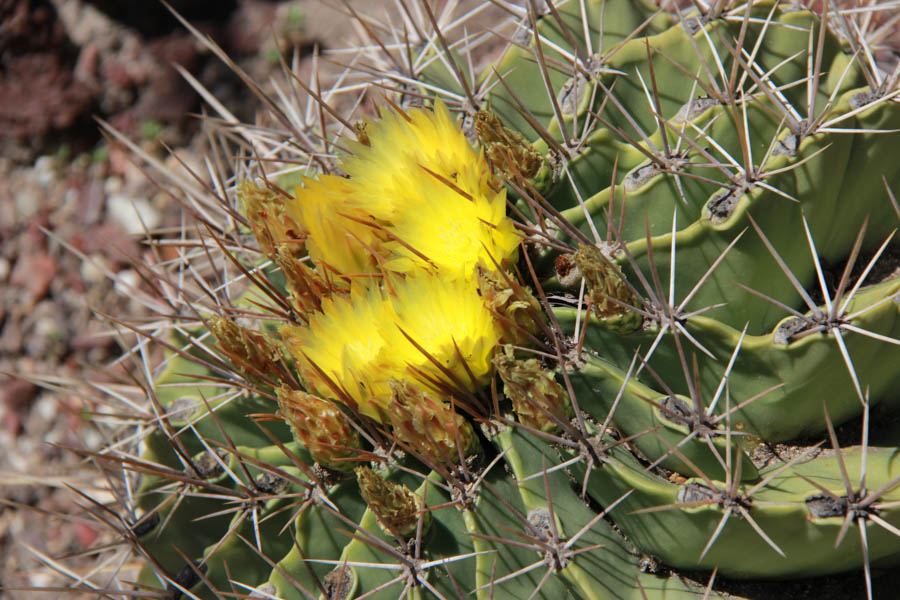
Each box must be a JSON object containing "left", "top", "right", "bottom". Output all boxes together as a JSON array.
[{"left": 0, "top": 0, "right": 390, "bottom": 595}]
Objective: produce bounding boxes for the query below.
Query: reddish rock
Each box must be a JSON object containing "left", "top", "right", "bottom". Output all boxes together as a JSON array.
[
  {"left": 118, "top": 33, "right": 201, "bottom": 128},
  {"left": 64, "top": 270, "right": 86, "bottom": 294},
  {"left": 2, "top": 409, "right": 22, "bottom": 435},
  {"left": 0, "top": 0, "right": 96, "bottom": 150},
  {"left": 0, "top": 378, "right": 37, "bottom": 409},
  {"left": 68, "top": 222, "right": 137, "bottom": 260},
  {"left": 224, "top": 0, "right": 279, "bottom": 55},
  {"left": 10, "top": 253, "right": 57, "bottom": 302},
  {"left": 73, "top": 522, "right": 99, "bottom": 548}
]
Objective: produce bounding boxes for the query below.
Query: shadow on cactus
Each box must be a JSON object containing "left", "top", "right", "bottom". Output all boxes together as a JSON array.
[{"left": 79, "top": 1, "right": 900, "bottom": 599}]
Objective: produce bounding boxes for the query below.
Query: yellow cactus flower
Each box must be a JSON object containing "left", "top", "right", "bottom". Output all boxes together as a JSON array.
[
  {"left": 286, "top": 175, "right": 383, "bottom": 277},
  {"left": 381, "top": 163, "right": 520, "bottom": 278},
  {"left": 344, "top": 99, "right": 486, "bottom": 221},
  {"left": 286, "top": 99, "right": 519, "bottom": 281},
  {"left": 282, "top": 272, "right": 504, "bottom": 421},
  {"left": 384, "top": 273, "right": 502, "bottom": 389},
  {"left": 352, "top": 100, "right": 520, "bottom": 277},
  {"left": 279, "top": 99, "right": 520, "bottom": 421},
  {"left": 282, "top": 284, "right": 396, "bottom": 418}
]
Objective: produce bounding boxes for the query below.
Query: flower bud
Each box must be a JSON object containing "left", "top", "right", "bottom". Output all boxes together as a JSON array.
[
  {"left": 478, "top": 267, "right": 543, "bottom": 345},
  {"left": 493, "top": 345, "right": 572, "bottom": 432},
  {"left": 572, "top": 244, "right": 643, "bottom": 334},
  {"left": 386, "top": 380, "right": 478, "bottom": 466},
  {"left": 273, "top": 244, "right": 340, "bottom": 317},
  {"left": 354, "top": 121, "right": 371, "bottom": 147},
  {"left": 238, "top": 180, "right": 304, "bottom": 258},
  {"left": 276, "top": 386, "right": 361, "bottom": 472},
  {"left": 209, "top": 316, "right": 284, "bottom": 384},
  {"left": 474, "top": 111, "right": 548, "bottom": 184},
  {"left": 355, "top": 465, "right": 428, "bottom": 538}
]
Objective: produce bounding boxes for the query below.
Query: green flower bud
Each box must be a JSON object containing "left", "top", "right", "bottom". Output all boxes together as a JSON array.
[
  {"left": 572, "top": 244, "right": 643, "bottom": 334},
  {"left": 478, "top": 267, "right": 543, "bottom": 345},
  {"left": 474, "top": 110, "right": 548, "bottom": 184},
  {"left": 276, "top": 386, "right": 361, "bottom": 472},
  {"left": 355, "top": 466, "right": 428, "bottom": 538},
  {"left": 238, "top": 180, "right": 304, "bottom": 258},
  {"left": 386, "top": 380, "right": 478, "bottom": 466},
  {"left": 209, "top": 316, "right": 284, "bottom": 384},
  {"left": 493, "top": 345, "right": 573, "bottom": 433},
  {"left": 273, "top": 244, "right": 340, "bottom": 317}
]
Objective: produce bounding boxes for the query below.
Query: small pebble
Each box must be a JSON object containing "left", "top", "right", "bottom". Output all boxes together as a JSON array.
[
  {"left": 80, "top": 255, "right": 109, "bottom": 284},
  {"left": 15, "top": 187, "right": 41, "bottom": 219},
  {"left": 32, "top": 156, "right": 57, "bottom": 187},
  {"left": 113, "top": 269, "right": 140, "bottom": 296},
  {"left": 10, "top": 254, "right": 58, "bottom": 302},
  {"left": 35, "top": 394, "right": 58, "bottom": 422},
  {"left": 0, "top": 380, "right": 38, "bottom": 409},
  {"left": 104, "top": 176, "right": 123, "bottom": 195},
  {"left": 107, "top": 193, "right": 162, "bottom": 234}
]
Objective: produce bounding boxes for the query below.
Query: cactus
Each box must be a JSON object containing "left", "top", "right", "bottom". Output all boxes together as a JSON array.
[{"left": 89, "top": 2, "right": 900, "bottom": 600}]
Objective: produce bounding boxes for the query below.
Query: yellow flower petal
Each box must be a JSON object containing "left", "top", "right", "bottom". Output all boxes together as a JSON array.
[
  {"left": 286, "top": 175, "right": 382, "bottom": 277},
  {"left": 382, "top": 273, "right": 502, "bottom": 389},
  {"left": 282, "top": 284, "right": 395, "bottom": 418},
  {"left": 282, "top": 272, "right": 504, "bottom": 420},
  {"left": 382, "top": 165, "right": 520, "bottom": 278},
  {"left": 344, "top": 100, "right": 483, "bottom": 222},
  {"left": 287, "top": 99, "right": 519, "bottom": 280}
]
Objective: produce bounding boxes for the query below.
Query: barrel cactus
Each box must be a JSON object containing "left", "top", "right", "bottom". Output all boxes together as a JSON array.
[{"left": 100, "top": 1, "right": 900, "bottom": 599}]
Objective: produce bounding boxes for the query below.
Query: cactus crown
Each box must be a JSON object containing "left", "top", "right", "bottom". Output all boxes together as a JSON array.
[{"left": 75, "top": 1, "right": 900, "bottom": 600}]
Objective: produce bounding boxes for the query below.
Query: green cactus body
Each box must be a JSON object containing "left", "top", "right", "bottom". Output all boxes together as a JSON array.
[
  {"left": 580, "top": 440, "right": 900, "bottom": 578},
  {"left": 559, "top": 275, "right": 900, "bottom": 442},
  {"left": 116, "top": 1, "right": 900, "bottom": 599}
]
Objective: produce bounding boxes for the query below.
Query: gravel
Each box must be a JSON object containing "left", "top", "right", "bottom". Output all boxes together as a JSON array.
[{"left": 0, "top": 1, "right": 391, "bottom": 596}]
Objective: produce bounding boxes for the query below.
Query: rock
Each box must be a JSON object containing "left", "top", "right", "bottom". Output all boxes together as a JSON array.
[
  {"left": 0, "top": 0, "right": 96, "bottom": 158},
  {"left": 0, "top": 379, "right": 38, "bottom": 410},
  {"left": 103, "top": 175, "right": 123, "bottom": 195},
  {"left": 23, "top": 300, "right": 68, "bottom": 359},
  {"left": 106, "top": 192, "right": 161, "bottom": 234},
  {"left": 224, "top": 0, "right": 280, "bottom": 55},
  {"left": 71, "top": 223, "right": 141, "bottom": 263},
  {"left": 14, "top": 187, "right": 42, "bottom": 219},
  {"left": 78, "top": 178, "right": 106, "bottom": 226},
  {"left": 2, "top": 410, "right": 22, "bottom": 436},
  {"left": 73, "top": 522, "right": 99, "bottom": 548},
  {"left": 10, "top": 253, "right": 58, "bottom": 303},
  {"left": 113, "top": 269, "right": 140, "bottom": 297},
  {"left": 0, "top": 320, "right": 24, "bottom": 354},
  {"left": 79, "top": 254, "right": 108, "bottom": 285},
  {"left": 32, "top": 156, "right": 57, "bottom": 187}
]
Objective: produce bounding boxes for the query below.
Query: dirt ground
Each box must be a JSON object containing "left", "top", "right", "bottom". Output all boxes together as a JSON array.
[{"left": 0, "top": 1, "right": 395, "bottom": 596}]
